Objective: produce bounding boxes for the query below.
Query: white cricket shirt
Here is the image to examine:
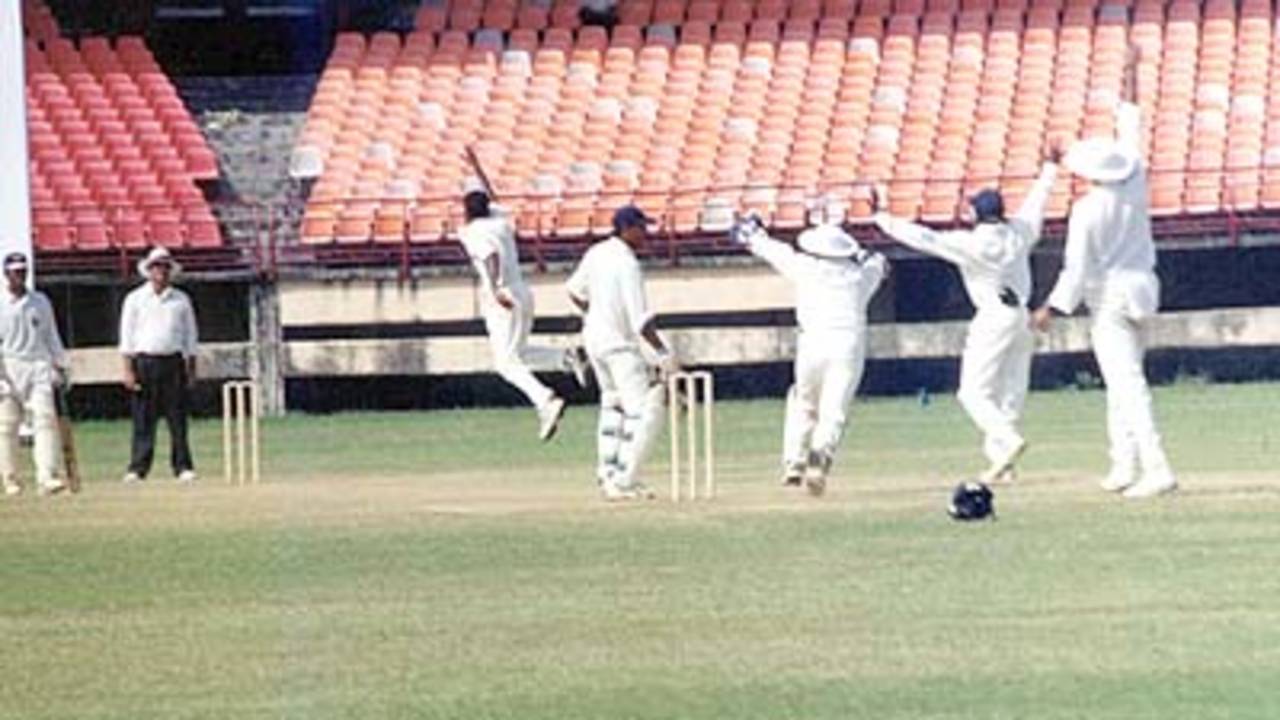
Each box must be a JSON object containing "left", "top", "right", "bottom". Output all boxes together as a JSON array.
[
  {"left": 118, "top": 283, "right": 199, "bottom": 357},
  {"left": 1047, "top": 102, "right": 1158, "bottom": 316},
  {"left": 565, "top": 237, "right": 653, "bottom": 357},
  {"left": 0, "top": 289, "right": 68, "bottom": 365},
  {"left": 459, "top": 213, "right": 527, "bottom": 299},
  {"left": 874, "top": 163, "right": 1057, "bottom": 313},
  {"left": 746, "top": 231, "right": 887, "bottom": 336}
]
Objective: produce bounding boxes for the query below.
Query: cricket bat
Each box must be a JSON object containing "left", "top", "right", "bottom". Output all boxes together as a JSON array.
[
  {"left": 55, "top": 385, "right": 80, "bottom": 493},
  {"left": 464, "top": 145, "right": 497, "bottom": 199}
]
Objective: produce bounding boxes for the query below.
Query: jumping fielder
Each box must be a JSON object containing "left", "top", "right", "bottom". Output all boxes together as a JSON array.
[
  {"left": 460, "top": 190, "right": 586, "bottom": 441},
  {"left": 1032, "top": 46, "right": 1176, "bottom": 499},
  {"left": 872, "top": 144, "right": 1061, "bottom": 483},
  {"left": 731, "top": 213, "right": 887, "bottom": 495},
  {"left": 566, "top": 206, "right": 676, "bottom": 500},
  {"left": 0, "top": 252, "right": 69, "bottom": 496}
]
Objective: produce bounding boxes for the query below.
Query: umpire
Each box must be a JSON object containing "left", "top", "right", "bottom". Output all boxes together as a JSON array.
[{"left": 119, "top": 247, "right": 199, "bottom": 484}]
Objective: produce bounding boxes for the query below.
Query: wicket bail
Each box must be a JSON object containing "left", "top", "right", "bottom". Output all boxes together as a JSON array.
[
  {"left": 667, "top": 370, "right": 715, "bottom": 502},
  {"left": 222, "top": 380, "right": 261, "bottom": 485}
]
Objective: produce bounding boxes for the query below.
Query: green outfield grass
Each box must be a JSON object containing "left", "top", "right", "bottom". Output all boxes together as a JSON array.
[{"left": 1, "top": 382, "right": 1278, "bottom": 719}]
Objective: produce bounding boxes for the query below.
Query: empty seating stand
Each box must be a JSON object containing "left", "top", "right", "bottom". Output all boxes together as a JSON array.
[
  {"left": 292, "top": 0, "right": 1278, "bottom": 247},
  {"left": 22, "top": 0, "right": 223, "bottom": 253}
]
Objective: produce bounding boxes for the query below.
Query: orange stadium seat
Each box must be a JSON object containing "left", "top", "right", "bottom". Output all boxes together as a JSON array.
[
  {"left": 22, "top": 26, "right": 222, "bottom": 252},
  {"left": 292, "top": 0, "right": 1275, "bottom": 244}
]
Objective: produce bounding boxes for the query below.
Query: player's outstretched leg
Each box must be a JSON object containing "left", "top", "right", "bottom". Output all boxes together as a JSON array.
[
  {"left": 781, "top": 385, "right": 814, "bottom": 487},
  {"left": 806, "top": 355, "right": 865, "bottom": 497}
]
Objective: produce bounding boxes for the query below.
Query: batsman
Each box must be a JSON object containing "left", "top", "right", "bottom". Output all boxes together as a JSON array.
[{"left": 0, "top": 252, "right": 71, "bottom": 496}]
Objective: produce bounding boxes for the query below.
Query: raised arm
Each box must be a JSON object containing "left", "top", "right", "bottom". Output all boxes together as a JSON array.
[
  {"left": 870, "top": 185, "right": 974, "bottom": 267},
  {"left": 1008, "top": 143, "right": 1063, "bottom": 248},
  {"left": 1116, "top": 44, "right": 1144, "bottom": 161},
  {"left": 731, "top": 214, "right": 803, "bottom": 280}
]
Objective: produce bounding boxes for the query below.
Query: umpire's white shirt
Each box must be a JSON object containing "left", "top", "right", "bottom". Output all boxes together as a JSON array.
[
  {"left": 873, "top": 163, "right": 1058, "bottom": 312},
  {"left": 119, "top": 284, "right": 199, "bottom": 357},
  {"left": 459, "top": 212, "right": 528, "bottom": 300},
  {"left": 565, "top": 237, "right": 652, "bottom": 358},
  {"left": 0, "top": 290, "right": 67, "bottom": 365},
  {"left": 1047, "top": 102, "right": 1158, "bottom": 319}
]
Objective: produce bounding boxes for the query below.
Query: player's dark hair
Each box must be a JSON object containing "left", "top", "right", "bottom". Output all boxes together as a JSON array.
[{"left": 464, "top": 191, "right": 492, "bottom": 221}]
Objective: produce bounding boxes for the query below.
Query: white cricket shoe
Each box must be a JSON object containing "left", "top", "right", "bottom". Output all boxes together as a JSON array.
[
  {"left": 600, "top": 480, "right": 653, "bottom": 501},
  {"left": 1099, "top": 467, "right": 1137, "bottom": 493},
  {"left": 37, "top": 480, "right": 67, "bottom": 497},
  {"left": 992, "top": 466, "right": 1018, "bottom": 485},
  {"left": 565, "top": 347, "right": 591, "bottom": 388},
  {"left": 804, "top": 450, "right": 831, "bottom": 497},
  {"left": 3, "top": 478, "right": 22, "bottom": 496},
  {"left": 1122, "top": 471, "right": 1177, "bottom": 499},
  {"left": 781, "top": 462, "right": 804, "bottom": 487},
  {"left": 177, "top": 469, "right": 198, "bottom": 483},
  {"left": 981, "top": 435, "right": 1027, "bottom": 483},
  {"left": 538, "top": 397, "right": 567, "bottom": 442},
  {"left": 122, "top": 471, "right": 143, "bottom": 484}
]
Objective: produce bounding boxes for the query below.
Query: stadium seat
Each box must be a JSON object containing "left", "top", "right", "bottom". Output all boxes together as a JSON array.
[
  {"left": 22, "top": 24, "right": 222, "bottom": 252},
  {"left": 291, "top": 0, "right": 1276, "bottom": 245}
]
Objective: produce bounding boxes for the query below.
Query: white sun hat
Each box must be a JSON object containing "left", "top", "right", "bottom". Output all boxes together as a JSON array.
[
  {"left": 137, "top": 246, "right": 182, "bottom": 278},
  {"left": 797, "top": 224, "right": 862, "bottom": 259},
  {"left": 1064, "top": 137, "right": 1140, "bottom": 184}
]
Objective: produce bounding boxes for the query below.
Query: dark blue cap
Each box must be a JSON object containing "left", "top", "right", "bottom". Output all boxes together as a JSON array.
[
  {"left": 969, "top": 189, "right": 1005, "bottom": 224},
  {"left": 612, "top": 205, "right": 653, "bottom": 233}
]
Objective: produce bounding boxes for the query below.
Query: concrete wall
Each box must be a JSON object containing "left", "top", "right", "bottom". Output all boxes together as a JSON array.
[{"left": 59, "top": 267, "right": 1280, "bottom": 383}]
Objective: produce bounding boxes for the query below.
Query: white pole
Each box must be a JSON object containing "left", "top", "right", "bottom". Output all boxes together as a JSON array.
[{"left": 0, "top": 0, "right": 33, "bottom": 268}]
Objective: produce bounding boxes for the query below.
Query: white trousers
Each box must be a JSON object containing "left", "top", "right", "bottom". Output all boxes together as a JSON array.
[
  {"left": 782, "top": 333, "right": 867, "bottom": 468},
  {"left": 483, "top": 286, "right": 562, "bottom": 411},
  {"left": 0, "top": 358, "right": 63, "bottom": 487},
  {"left": 1090, "top": 305, "right": 1171, "bottom": 478},
  {"left": 956, "top": 306, "right": 1034, "bottom": 464},
  {"left": 592, "top": 348, "right": 664, "bottom": 487}
]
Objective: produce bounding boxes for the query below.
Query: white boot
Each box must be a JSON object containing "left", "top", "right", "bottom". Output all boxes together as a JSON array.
[
  {"left": 804, "top": 450, "right": 831, "bottom": 497},
  {"left": 37, "top": 480, "right": 66, "bottom": 496},
  {"left": 2, "top": 476, "right": 20, "bottom": 496},
  {"left": 781, "top": 461, "right": 804, "bottom": 487},
  {"left": 538, "top": 397, "right": 567, "bottom": 442},
  {"left": 1122, "top": 470, "right": 1177, "bottom": 499},
  {"left": 1100, "top": 466, "right": 1137, "bottom": 493},
  {"left": 981, "top": 434, "right": 1026, "bottom": 483}
]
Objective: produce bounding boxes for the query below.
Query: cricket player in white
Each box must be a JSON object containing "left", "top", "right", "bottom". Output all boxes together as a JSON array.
[
  {"left": 1032, "top": 46, "right": 1175, "bottom": 499},
  {"left": 566, "top": 206, "right": 676, "bottom": 500},
  {"left": 873, "top": 146, "right": 1061, "bottom": 482},
  {"left": 731, "top": 212, "right": 887, "bottom": 495},
  {"left": 459, "top": 191, "right": 585, "bottom": 441},
  {"left": 0, "top": 253, "right": 69, "bottom": 496}
]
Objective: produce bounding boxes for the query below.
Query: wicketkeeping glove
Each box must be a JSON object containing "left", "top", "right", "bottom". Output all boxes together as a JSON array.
[{"left": 729, "top": 212, "right": 765, "bottom": 246}]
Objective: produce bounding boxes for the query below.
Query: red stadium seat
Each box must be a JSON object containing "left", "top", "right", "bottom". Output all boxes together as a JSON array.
[{"left": 22, "top": 30, "right": 222, "bottom": 255}]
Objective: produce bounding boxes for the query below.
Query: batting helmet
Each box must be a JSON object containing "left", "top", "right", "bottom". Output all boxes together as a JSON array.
[{"left": 948, "top": 481, "right": 995, "bottom": 521}]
